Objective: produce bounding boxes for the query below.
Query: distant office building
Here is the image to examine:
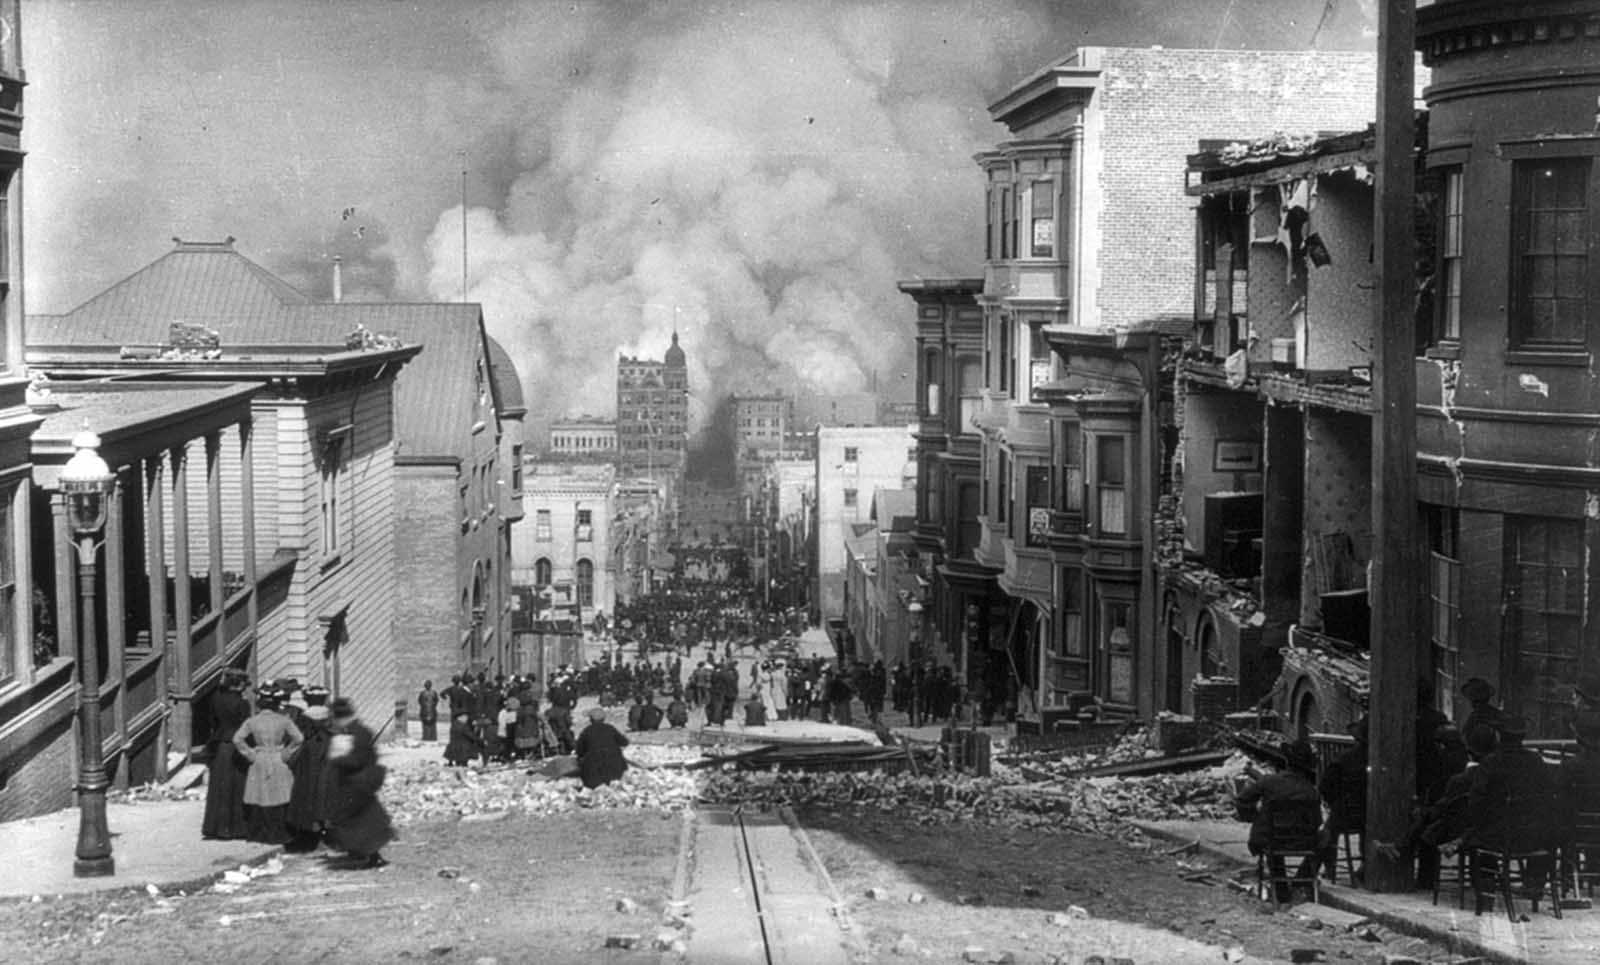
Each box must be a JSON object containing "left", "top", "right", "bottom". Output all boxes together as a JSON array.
[
  {"left": 549, "top": 418, "right": 617, "bottom": 459},
  {"left": 815, "top": 425, "right": 917, "bottom": 629},
  {"left": 616, "top": 333, "right": 688, "bottom": 477}
]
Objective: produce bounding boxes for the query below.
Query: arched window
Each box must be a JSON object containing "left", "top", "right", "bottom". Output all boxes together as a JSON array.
[
  {"left": 534, "top": 558, "right": 552, "bottom": 587},
  {"left": 576, "top": 559, "right": 594, "bottom": 608}
]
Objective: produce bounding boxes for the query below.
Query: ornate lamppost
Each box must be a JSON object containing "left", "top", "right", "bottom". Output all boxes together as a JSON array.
[{"left": 62, "top": 426, "right": 116, "bottom": 877}]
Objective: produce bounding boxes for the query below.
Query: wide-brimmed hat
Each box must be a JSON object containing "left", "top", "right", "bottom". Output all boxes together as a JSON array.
[
  {"left": 303, "top": 685, "right": 330, "bottom": 705},
  {"left": 1464, "top": 723, "right": 1498, "bottom": 759},
  {"left": 1461, "top": 677, "right": 1495, "bottom": 702},
  {"left": 330, "top": 697, "right": 356, "bottom": 718}
]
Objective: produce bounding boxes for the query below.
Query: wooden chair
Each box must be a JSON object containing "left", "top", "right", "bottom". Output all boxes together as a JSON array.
[
  {"left": 1467, "top": 841, "right": 1563, "bottom": 921},
  {"left": 1563, "top": 784, "right": 1600, "bottom": 900},
  {"left": 1256, "top": 808, "right": 1322, "bottom": 910},
  {"left": 1431, "top": 845, "right": 1468, "bottom": 909}
]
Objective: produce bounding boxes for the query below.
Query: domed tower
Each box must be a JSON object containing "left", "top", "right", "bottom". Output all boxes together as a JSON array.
[{"left": 664, "top": 330, "right": 686, "bottom": 379}]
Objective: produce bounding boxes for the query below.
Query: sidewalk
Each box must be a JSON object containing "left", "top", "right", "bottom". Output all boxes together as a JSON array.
[
  {"left": 1132, "top": 818, "right": 1600, "bottom": 965},
  {"left": 0, "top": 797, "right": 280, "bottom": 901}
]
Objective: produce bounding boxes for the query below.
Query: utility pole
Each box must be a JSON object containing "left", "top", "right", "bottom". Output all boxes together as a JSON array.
[{"left": 1366, "top": 0, "right": 1419, "bottom": 893}]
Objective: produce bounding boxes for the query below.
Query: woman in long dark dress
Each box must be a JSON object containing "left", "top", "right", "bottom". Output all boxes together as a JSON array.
[
  {"left": 286, "top": 684, "right": 333, "bottom": 851},
  {"left": 325, "top": 698, "right": 395, "bottom": 868},
  {"left": 201, "top": 672, "right": 251, "bottom": 840}
]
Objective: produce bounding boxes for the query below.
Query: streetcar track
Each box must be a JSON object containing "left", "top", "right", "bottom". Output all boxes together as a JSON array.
[{"left": 732, "top": 805, "right": 777, "bottom": 965}]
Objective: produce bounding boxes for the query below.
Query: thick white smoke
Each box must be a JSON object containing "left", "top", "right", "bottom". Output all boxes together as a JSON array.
[{"left": 422, "top": 1, "right": 1063, "bottom": 430}]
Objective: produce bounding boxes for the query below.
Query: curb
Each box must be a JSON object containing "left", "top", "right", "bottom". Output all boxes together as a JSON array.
[
  {"left": 1127, "top": 821, "right": 1522, "bottom": 965},
  {"left": 0, "top": 844, "right": 285, "bottom": 906}
]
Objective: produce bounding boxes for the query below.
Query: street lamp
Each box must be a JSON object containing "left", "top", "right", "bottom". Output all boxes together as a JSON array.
[{"left": 61, "top": 426, "right": 116, "bottom": 877}]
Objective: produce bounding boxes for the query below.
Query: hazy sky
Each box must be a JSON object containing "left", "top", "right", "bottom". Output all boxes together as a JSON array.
[{"left": 21, "top": 0, "right": 1376, "bottom": 426}]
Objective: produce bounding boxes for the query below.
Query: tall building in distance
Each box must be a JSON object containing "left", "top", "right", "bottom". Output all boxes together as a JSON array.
[{"left": 616, "top": 332, "right": 688, "bottom": 479}]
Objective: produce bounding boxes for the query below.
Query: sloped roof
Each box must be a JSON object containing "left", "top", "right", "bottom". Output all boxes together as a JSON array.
[
  {"left": 26, "top": 238, "right": 493, "bottom": 461},
  {"left": 484, "top": 335, "right": 526, "bottom": 417},
  {"left": 367, "top": 303, "right": 489, "bottom": 461},
  {"left": 871, "top": 488, "right": 916, "bottom": 531}
]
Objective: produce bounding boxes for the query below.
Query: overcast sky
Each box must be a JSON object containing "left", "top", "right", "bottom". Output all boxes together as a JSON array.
[{"left": 21, "top": 0, "right": 1377, "bottom": 427}]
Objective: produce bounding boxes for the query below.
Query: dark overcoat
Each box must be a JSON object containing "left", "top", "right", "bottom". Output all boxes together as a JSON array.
[{"left": 575, "top": 720, "right": 629, "bottom": 789}]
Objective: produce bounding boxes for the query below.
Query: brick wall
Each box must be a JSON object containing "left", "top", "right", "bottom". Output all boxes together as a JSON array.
[
  {"left": 1090, "top": 48, "right": 1376, "bottom": 330},
  {"left": 394, "top": 469, "right": 462, "bottom": 700}
]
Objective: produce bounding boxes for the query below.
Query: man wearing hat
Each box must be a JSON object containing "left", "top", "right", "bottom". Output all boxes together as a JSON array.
[
  {"left": 1465, "top": 715, "right": 1559, "bottom": 904},
  {"left": 1461, "top": 677, "right": 1503, "bottom": 742},
  {"left": 325, "top": 698, "right": 395, "bottom": 869},
  {"left": 574, "top": 707, "right": 629, "bottom": 789},
  {"left": 1235, "top": 740, "right": 1324, "bottom": 902}
]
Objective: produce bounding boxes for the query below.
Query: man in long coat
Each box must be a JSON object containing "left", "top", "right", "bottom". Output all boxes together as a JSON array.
[
  {"left": 325, "top": 698, "right": 396, "bottom": 869},
  {"left": 417, "top": 680, "right": 440, "bottom": 742},
  {"left": 575, "top": 707, "right": 629, "bottom": 788}
]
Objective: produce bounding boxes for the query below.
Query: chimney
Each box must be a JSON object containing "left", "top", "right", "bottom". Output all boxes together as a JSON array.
[{"left": 332, "top": 256, "right": 344, "bottom": 303}]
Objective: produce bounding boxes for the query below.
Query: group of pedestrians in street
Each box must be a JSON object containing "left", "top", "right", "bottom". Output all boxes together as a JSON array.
[
  {"left": 201, "top": 669, "right": 394, "bottom": 869},
  {"left": 431, "top": 670, "right": 577, "bottom": 766}
]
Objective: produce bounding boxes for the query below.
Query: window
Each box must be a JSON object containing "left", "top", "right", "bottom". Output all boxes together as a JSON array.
[
  {"left": 843, "top": 488, "right": 858, "bottom": 508},
  {"left": 1436, "top": 167, "right": 1463, "bottom": 342},
  {"left": 999, "top": 186, "right": 1013, "bottom": 259},
  {"left": 997, "top": 316, "right": 1012, "bottom": 394},
  {"left": 534, "top": 557, "right": 552, "bottom": 587},
  {"left": 956, "top": 482, "right": 981, "bottom": 557},
  {"left": 1030, "top": 179, "right": 1055, "bottom": 258},
  {"left": 1429, "top": 551, "right": 1461, "bottom": 718},
  {"left": 576, "top": 508, "right": 592, "bottom": 542},
  {"left": 1057, "top": 571, "right": 1083, "bottom": 658},
  {"left": 1096, "top": 435, "right": 1127, "bottom": 536},
  {"left": 319, "top": 432, "right": 349, "bottom": 558},
  {"left": 0, "top": 486, "right": 12, "bottom": 683},
  {"left": 535, "top": 509, "right": 552, "bottom": 541},
  {"left": 843, "top": 446, "right": 858, "bottom": 463},
  {"left": 996, "top": 449, "right": 1010, "bottom": 527},
  {"left": 1058, "top": 422, "right": 1083, "bottom": 512},
  {"left": 511, "top": 445, "right": 523, "bottom": 492},
  {"left": 985, "top": 186, "right": 995, "bottom": 260},
  {"left": 1511, "top": 158, "right": 1590, "bottom": 348},
  {"left": 1028, "top": 321, "right": 1051, "bottom": 402},
  {"left": 1505, "top": 515, "right": 1585, "bottom": 735},
  {"left": 576, "top": 559, "right": 594, "bottom": 608}
]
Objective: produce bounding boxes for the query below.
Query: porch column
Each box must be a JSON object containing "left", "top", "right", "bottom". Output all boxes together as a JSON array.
[
  {"left": 51, "top": 494, "right": 79, "bottom": 778},
  {"left": 146, "top": 458, "right": 171, "bottom": 752},
  {"left": 239, "top": 419, "right": 258, "bottom": 650},
  {"left": 105, "top": 473, "right": 127, "bottom": 786},
  {"left": 170, "top": 444, "right": 192, "bottom": 753},
  {"left": 205, "top": 432, "right": 225, "bottom": 650}
]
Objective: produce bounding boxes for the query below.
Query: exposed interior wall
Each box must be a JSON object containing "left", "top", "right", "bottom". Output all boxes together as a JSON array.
[
  {"left": 1304, "top": 171, "right": 1375, "bottom": 374},
  {"left": 1180, "top": 388, "right": 1263, "bottom": 557},
  {"left": 1300, "top": 410, "right": 1371, "bottom": 627}
]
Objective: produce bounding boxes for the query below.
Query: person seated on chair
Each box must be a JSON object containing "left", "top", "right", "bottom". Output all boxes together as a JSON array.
[
  {"left": 1558, "top": 710, "right": 1600, "bottom": 883},
  {"left": 1465, "top": 715, "right": 1559, "bottom": 902},
  {"left": 1417, "top": 723, "right": 1496, "bottom": 886},
  {"left": 1235, "top": 739, "right": 1323, "bottom": 902},
  {"left": 1319, "top": 715, "right": 1369, "bottom": 884}
]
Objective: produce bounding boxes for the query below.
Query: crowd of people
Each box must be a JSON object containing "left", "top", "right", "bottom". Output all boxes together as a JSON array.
[
  {"left": 1234, "top": 675, "right": 1600, "bottom": 907},
  {"left": 201, "top": 669, "right": 394, "bottom": 869}
]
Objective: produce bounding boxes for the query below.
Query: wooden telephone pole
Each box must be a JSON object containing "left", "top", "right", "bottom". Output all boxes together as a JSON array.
[{"left": 1366, "top": 0, "right": 1420, "bottom": 893}]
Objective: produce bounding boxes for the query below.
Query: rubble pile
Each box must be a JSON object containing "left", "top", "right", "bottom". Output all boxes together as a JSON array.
[
  {"left": 1052, "top": 754, "right": 1252, "bottom": 837},
  {"left": 108, "top": 783, "right": 196, "bottom": 805},
  {"left": 381, "top": 758, "right": 701, "bottom": 824},
  {"left": 698, "top": 770, "right": 1074, "bottom": 829}
]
